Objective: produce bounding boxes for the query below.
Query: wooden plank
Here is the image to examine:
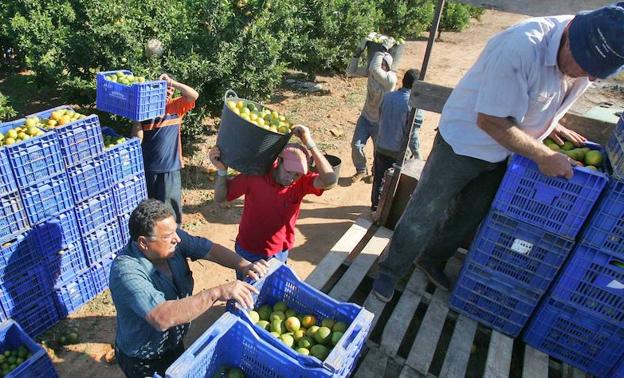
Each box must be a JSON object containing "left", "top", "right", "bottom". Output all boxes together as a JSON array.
[
  {"left": 409, "top": 81, "right": 453, "bottom": 114},
  {"left": 305, "top": 218, "right": 372, "bottom": 290},
  {"left": 439, "top": 315, "right": 478, "bottom": 378},
  {"left": 522, "top": 345, "right": 549, "bottom": 378},
  {"left": 329, "top": 227, "right": 392, "bottom": 302},
  {"left": 405, "top": 288, "right": 451, "bottom": 374},
  {"left": 353, "top": 345, "right": 389, "bottom": 378},
  {"left": 484, "top": 330, "right": 514, "bottom": 378},
  {"left": 380, "top": 269, "right": 428, "bottom": 356},
  {"left": 399, "top": 364, "right": 425, "bottom": 378}
]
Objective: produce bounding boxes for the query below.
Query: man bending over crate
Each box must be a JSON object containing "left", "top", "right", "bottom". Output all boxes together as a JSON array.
[
  {"left": 208, "top": 125, "right": 337, "bottom": 278},
  {"left": 371, "top": 3, "right": 624, "bottom": 301},
  {"left": 132, "top": 73, "right": 199, "bottom": 225},
  {"left": 109, "top": 199, "right": 269, "bottom": 377}
]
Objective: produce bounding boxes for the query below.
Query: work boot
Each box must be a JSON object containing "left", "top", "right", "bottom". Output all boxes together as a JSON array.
[
  {"left": 372, "top": 271, "right": 397, "bottom": 303},
  {"left": 415, "top": 259, "right": 451, "bottom": 291},
  {"left": 363, "top": 174, "right": 374, "bottom": 184},
  {"left": 351, "top": 171, "right": 367, "bottom": 183}
]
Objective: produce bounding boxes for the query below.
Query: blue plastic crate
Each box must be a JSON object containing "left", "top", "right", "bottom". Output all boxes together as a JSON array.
[
  {"left": 44, "top": 241, "right": 88, "bottom": 287},
  {"left": 580, "top": 178, "right": 624, "bottom": 257},
  {"left": 0, "top": 150, "right": 16, "bottom": 197},
  {"left": 0, "top": 233, "right": 36, "bottom": 285},
  {"left": 0, "top": 319, "right": 59, "bottom": 377},
  {"left": 0, "top": 267, "right": 49, "bottom": 323},
  {"left": 549, "top": 243, "right": 624, "bottom": 326},
  {"left": 523, "top": 297, "right": 624, "bottom": 377},
  {"left": 0, "top": 192, "right": 28, "bottom": 242},
  {"left": 81, "top": 221, "right": 123, "bottom": 266},
  {"left": 0, "top": 120, "right": 64, "bottom": 188},
  {"left": 88, "top": 254, "right": 114, "bottom": 294},
  {"left": 29, "top": 106, "right": 105, "bottom": 167},
  {"left": 54, "top": 267, "right": 97, "bottom": 317},
  {"left": 611, "top": 354, "right": 624, "bottom": 378},
  {"left": 96, "top": 70, "right": 167, "bottom": 121},
  {"left": 102, "top": 128, "right": 144, "bottom": 183},
  {"left": 229, "top": 260, "right": 373, "bottom": 377},
  {"left": 165, "top": 312, "right": 329, "bottom": 378},
  {"left": 67, "top": 155, "right": 113, "bottom": 203},
  {"left": 19, "top": 173, "right": 74, "bottom": 225},
  {"left": 112, "top": 173, "right": 147, "bottom": 216},
  {"left": 491, "top": 149, "right": 608, "bottom": 238},
  {"left": 75, "top": 191, "right": 116, "bottom": 235},
  {"left": 466, "top": 211, "right": 575, "bottom": 294},
  {"left": 118, "top": 213, "right": 130, "bottom": 246},
  {"left": 449, "top": 262, "right": 542, "bottom": 337},
  {"left": 29, "top": 209, "right": 80, "bottom": 254},
  {"left": 11, "top": 296, "right": 60, "bottom": 338}
]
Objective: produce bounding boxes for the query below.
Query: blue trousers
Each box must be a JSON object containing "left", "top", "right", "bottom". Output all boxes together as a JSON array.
[
  {"left": 234, "top": 242, "right": 288, "bottom": 280},
  {"left": 351, "top": 115, "right": 379, "bottom": 174},
  {"left": 145, "top": 170, "right": 182, "bottom": 224}
]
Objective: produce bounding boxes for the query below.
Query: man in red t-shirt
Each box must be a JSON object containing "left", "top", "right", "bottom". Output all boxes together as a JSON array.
[
  {"left": 132, "top": 73, "right": 199, "bottom": 224},
  {"left": 209, "top": 126, "right": 337, "bottom": 277}
]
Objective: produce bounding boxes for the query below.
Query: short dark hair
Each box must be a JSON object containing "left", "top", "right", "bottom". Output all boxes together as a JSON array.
[
  {"left": 402, "top": 69, "right": 419, "bottom": 89},
  {"left": 129, "top": 199, "right": 175, "bottom": 241}
]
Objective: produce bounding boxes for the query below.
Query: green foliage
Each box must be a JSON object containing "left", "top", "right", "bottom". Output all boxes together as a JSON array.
[
  {"left": 378, "top": 0, "right": 435, "bottom": 39},
  {"left": 0, "top": 93, "right": 17, "bottom": 121}
]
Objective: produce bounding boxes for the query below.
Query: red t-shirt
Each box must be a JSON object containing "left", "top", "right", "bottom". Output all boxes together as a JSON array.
[{"left": 226, "top": 171, "right": 324, "bottom": 257}]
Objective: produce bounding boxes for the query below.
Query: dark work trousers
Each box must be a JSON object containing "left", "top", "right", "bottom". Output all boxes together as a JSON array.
[
  {"left": 115, "top": 343, "right": 184, "bottom": 378},
  {"left": 371, "top": 150, "right": 398, "bottom": 210},
  {"left": 145, "top": 170, "right": 182, "bottom": 224}
]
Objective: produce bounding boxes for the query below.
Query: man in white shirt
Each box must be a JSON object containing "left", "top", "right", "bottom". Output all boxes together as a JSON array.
[{"left": 372, "top": 2, "right": 624, "bottom": 301}]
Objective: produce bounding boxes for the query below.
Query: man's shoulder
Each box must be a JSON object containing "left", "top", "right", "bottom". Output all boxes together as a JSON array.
[{"left": 111, "top": 252, "right": 146, "bottom": 277}]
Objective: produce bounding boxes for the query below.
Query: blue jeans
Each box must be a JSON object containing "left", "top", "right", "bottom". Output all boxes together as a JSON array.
[
  {"left": 378, "top": 133, "right": 506, "bottom": 279},
  {"left": 351, "top": 115, "right": 379, "bottom": 173},
  {"left": 235, "top": 242, "right": 288, "bottom": 280}
]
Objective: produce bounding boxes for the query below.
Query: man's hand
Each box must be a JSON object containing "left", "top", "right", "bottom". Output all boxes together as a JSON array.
[
  {"left": 548, "top": 123, "right": 587, "bottom": 147},
  {"left": 217, "top": 281, "right": 257, "bottom": 310},
  {"left": 239, "top": 260, "right": 269, "bottom": 281},
  {"left": 537, "top": 151, "right": 578, "bottom": 179},
  {"left": 292, "top": 125, "right": 313, "bottom": 146},
  {"left": 209, "top": 146, "right": 227, "bottom": 171},
  {"left": 159, "top": 73, "right": 175, "bottom": 87}
]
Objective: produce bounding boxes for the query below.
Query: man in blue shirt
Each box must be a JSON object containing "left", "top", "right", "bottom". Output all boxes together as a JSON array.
[
  {"left": 371, "top": 69, "right": 421, "bottom": 211},
  {"left": 132, "top": 74, "right": 199, "bottom": 224},
  {"left": 109, "top": 199, "right": 268, "bottom": 377}
]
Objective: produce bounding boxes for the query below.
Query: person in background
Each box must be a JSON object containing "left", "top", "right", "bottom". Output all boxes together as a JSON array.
[
  {"left": 110, "top": 199, "right": 268, "bottom": 377},
  {"left": 132, "top": 74, "right": 199, "bottom": 225}
]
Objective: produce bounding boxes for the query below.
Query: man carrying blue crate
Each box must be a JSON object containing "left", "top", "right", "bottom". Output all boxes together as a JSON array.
[
  {"left": 132, "top": 73, "right": 199, "bottom": 225},
  {"left": 371, "top": 3, "right": 624, "bottom": 301},
  {"left": 109, "top": 199, "right": 269, "bottom": 378},
  {"left": 208, "top": 125, "right": 337, "bottom": 277}
]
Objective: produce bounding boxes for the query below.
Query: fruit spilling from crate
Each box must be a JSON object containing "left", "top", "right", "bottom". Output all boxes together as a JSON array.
[
  {"left": 543, "top": 138, "right": 604, "bottom": 170},
  {"left": 248, "top": 301, "right": 349, "bottom": 362},
  {"left": 225, "top": 100, "right": 293, "bottom": 135},
  {"left": 104, "top": 71, "right": 146, "bottom": 86}
]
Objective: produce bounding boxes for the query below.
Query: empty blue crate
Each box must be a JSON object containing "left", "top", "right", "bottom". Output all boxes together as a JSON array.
[
  {"left": 29, "top": 106, "right": 105, "bottom": 167},
  {"left": 0, "top": 192, "right": 28, "bottom": 242},
  {"left": 165, "top": 312, "right": 329, "bottom": 378},
  {"left": 449, "top": 262, "right": 542, "bottom": 337},
  {"left": 549, "top": 244, "right": 624, "bottom": 325},
  {"left": 0, "top": 150, "right": 16, "bottom": 197},
  {"left": 118, "top": 213, "right": 130, "bottom": 245},
  {"left": 29, "top": 209, "right": 80, "bottom": 254},
  {"left": 75, "top": 191, "right": 116, "bottom": 235},
  {"left": 19, "top": 173, "right": 74, "bottom": 225},
  {"left": 492, "top": 150, "right": 608, "bottom": 238},
  {"left": 580, "top": 178, "right": 624, "bottom": 257},
  {"left": 466, "top": 211, "right": 575, "bottom": 293},
  {"left": 0, "top": 319, "right": 59, "bottom": 377},
  {"left": 0, "top": 267, "right": 50, "bottom": 323},
  {"left": 96, "top": 70, "right": 167, "bottom": 121},
  {"left": 0, "top": 233, "right": 36, "bottom": 285},
  {"left": 88, "top": 255, "right": 114, "bottom": 294},
  {"left": 81, "top": 221, "right": 123, "bottom": 265},
  {"left": 524, "top": 297, "right": 624, "bottom": 377},
  {"left": 0, "top": 120, "right": 64, "bottom": 188},
  {"left": 54, "top": 267, "right": 97, "bottom": 317},
  {"left": 229, "top": 260, "right": 373, "bottom": 378},
  {"left": 67, "top": 155, "right": 113, "bottom": 203},
  {"left": 43, "top": 241, "right": 88, "bottom": 287},
  {"left": 102, "top": 128, "right": 144, "bottom": 183},
  {"left": 611, "top": 355, "right": 624, "bottom": 378},
  {"left": 113, "top": 173, "right": 147, "bottom": 216},
  {"left": 11, "top": 296, "right": 59, "bottom": 338}
]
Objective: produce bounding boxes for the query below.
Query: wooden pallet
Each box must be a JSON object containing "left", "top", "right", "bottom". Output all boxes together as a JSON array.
[{"left": 305, "top": 218, "right": 590, "bottom": 378}]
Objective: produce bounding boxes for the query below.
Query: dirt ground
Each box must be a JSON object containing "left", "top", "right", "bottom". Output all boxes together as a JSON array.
[{"left": 46, "top": 9, "right": 624, "bottom": 377}]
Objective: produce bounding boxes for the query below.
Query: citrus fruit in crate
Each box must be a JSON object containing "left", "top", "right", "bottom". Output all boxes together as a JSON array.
[
  {"left": 104, "top": 71, "right": 146, "bottom": 86},
  {"left": 225, "top": 99, "right": 293, "bottom": 135}
]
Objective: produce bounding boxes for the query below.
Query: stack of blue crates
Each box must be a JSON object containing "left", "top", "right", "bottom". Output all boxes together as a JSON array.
[
  {"left": 450, "top": 144, "right": 609, "bottom": 337},
  {"left": 524, "top": 120, "right": 624, "bottom": 377},
  {"left": 0, "top": 105, "right": 147, "bottom": 340}
]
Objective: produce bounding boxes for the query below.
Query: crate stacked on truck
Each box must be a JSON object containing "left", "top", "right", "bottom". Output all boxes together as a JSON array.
[{"left": 0, "top": 104, "right": 147, "bottom": 341}]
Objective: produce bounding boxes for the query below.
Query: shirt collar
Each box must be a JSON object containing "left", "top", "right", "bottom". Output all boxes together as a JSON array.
[
  {"left": 545, "top": 17, "right": 573, "bottom": 68},
  {"left": 127, "top": 242, "right": 158, "bottom": 273}
]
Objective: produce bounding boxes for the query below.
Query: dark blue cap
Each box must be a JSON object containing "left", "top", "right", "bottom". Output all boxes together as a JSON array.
[{"left": 569, "top": 2, "right": 624, "bottom": 79}]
